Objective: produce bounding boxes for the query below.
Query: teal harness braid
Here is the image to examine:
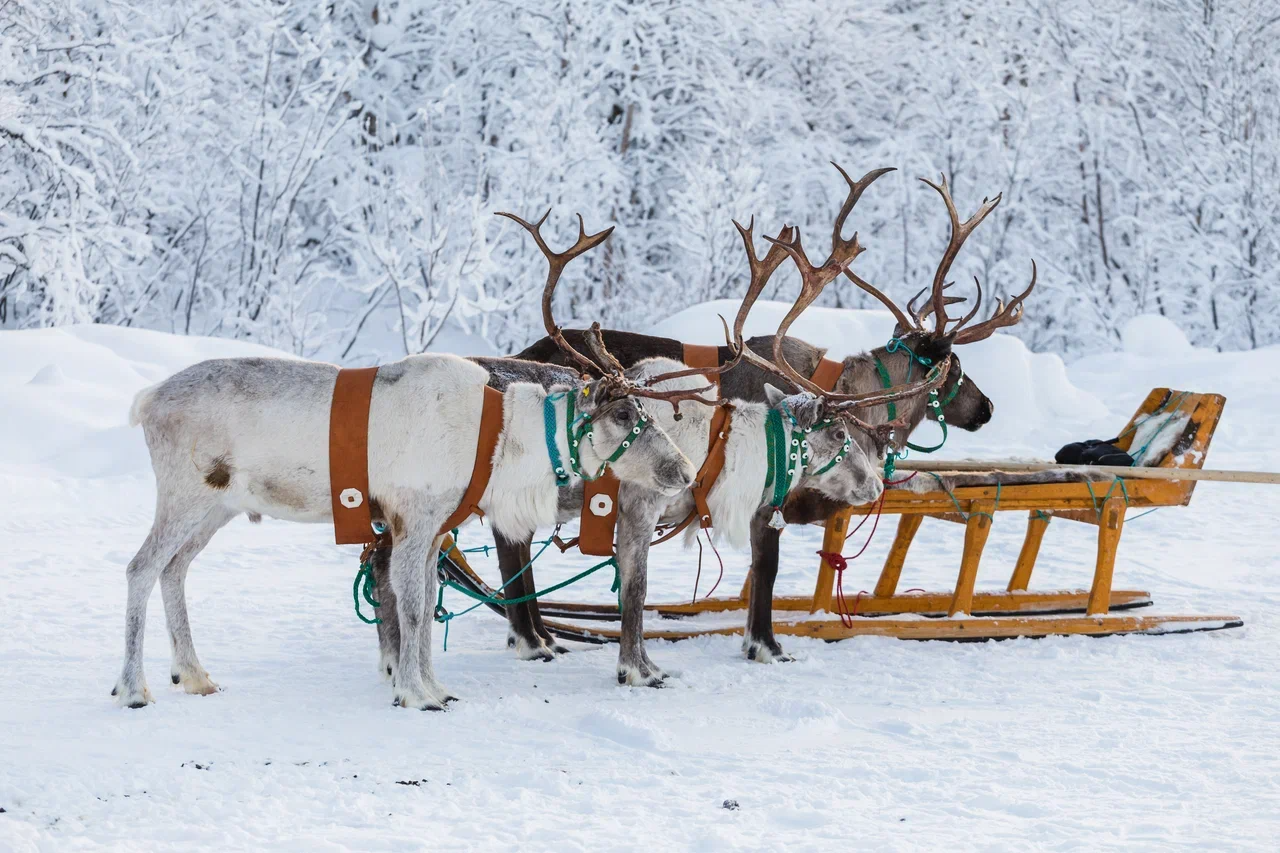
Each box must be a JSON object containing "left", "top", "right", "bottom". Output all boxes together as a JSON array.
[
  {"left": 543, "top": 388, "right": 650, "bottom": 484},
  {"left": 874, "top": 338, "right": 963, "bottom": 476},
  {"left": 763, "top": 403, "right": 851, "bottom": 515}
]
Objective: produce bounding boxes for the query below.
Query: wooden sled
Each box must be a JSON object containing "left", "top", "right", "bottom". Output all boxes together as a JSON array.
[{"left": 440, "top": 388, "right": 1243, "bottom": 642}]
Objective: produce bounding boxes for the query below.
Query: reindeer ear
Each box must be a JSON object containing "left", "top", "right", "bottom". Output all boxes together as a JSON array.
[
  {"left": 785, "top": 393, "right": 823, "bottom": 429},
  {"left": 577, "top": 381, "right": 602, "bottom": 411},
  {"left": 764, "top": 383, "right": 787, "bottom": 409}
]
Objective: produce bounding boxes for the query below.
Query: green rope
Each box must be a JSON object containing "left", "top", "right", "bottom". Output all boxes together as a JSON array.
[
  {"left": 435, "top": 556, "right": 619, "bottom": 651},
  {"left": 1126, "top": 391, "right": 1192, "bottom": 465},
  {"left": 927, "top": 474, "right": 1002, "bottom": 523},
  {"left": 1084, "top": 476, "right": 1131, "bottom": 516},
  {"left": 352, "top": 559, "right": 382, "bottom": 625},
  {"left": 1126, "top": 508, "right": 1161, "bottom": 524}
]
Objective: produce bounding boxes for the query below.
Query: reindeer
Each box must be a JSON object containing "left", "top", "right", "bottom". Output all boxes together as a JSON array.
[
  {"left": 112, "top": 215, "right": 710, "bottom": 711},
  {"left": 402, "top": 165, "right": 1035, "bottom": 663},
  {"left": 369, "top": 191, "right": 952, "bottom": 680}
]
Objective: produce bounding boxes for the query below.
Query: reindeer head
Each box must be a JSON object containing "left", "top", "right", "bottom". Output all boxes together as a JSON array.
[
  {"left": 497, "top": 208, "right": 706, "bottom": 496},
  {"left": 843, "top": 169, "right": 1036, "bottom": 432},
  {"left": 762, "top": 385, "right": 883, "bottom": 507}
]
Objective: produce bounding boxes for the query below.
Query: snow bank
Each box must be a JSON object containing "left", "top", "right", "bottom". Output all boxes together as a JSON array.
[
  {"left": 650, "top": 300, "right": 1106, "bottom": 456},
  {"left": 0, "top": 326, "right": 291, "bottom": 478},
  {"left": 1122, "top": 313, "right": 1194, "bottom": 357}
]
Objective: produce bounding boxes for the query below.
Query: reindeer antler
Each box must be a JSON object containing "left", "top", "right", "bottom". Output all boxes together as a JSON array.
[
  {"left": 495, "top": 209, "right": 613, "bottom": 377},
  {"left": 952, "top": 261, "right": 1037, "bottom": 344},
  {"left": 642, "top": 218, "right": 797, "bottom": 388},
  {"left": 918, "top": 173, "right": 1001, "bottom": 337},
  {"left": 843, "top": 171, "right": 1035, "bottom": 343}
]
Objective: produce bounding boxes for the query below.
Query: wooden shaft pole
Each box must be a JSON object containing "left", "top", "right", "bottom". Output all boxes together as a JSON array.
[{"left": 896, "top": 460, "right": 1280, "bottom": 485}]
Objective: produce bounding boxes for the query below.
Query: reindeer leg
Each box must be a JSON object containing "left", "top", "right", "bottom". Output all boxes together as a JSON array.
[
  {"left": 371, "top": 540, "right": 400, "bottom": 683},
  {"left": 614, "top": 487, "right": 666, "bottom": 687},
  {"left": 495, "top": 534, "right": 554, "bottom": 661},
  {"left": 388, "top": 520, "right": 451, "bottom": 711},
  {"left": 114, "top": 501, "right": 217, "bottom": 708},
  {"left": 160, "top": 507, "right": 236, "bottom": 695},
  {"left": 744, "top": 508, "right": 792, "bottom": 663},
  {"left": 522, "top": 540, "right": 570, "bottom": 656}
]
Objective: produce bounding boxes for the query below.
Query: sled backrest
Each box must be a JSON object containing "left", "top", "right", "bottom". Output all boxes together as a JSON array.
[{"left": 1114, "top": 388, "right": 1225, "bottom": 504}]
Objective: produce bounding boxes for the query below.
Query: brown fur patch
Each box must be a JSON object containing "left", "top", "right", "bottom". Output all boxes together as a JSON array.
[
  {"left": 391, "top": 513, "right": 406, "bottom": 538},
  {"left": 247, "top": 512, "right": 263, "bottom": 524},
  {"left": 204, "top": 455, "right": 232, "bottom": 489}
]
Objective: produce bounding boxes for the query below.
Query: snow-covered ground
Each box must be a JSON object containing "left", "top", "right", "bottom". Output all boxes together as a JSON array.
[{"left": 2, "top": 316, "right": 1279, "bottom": 850}]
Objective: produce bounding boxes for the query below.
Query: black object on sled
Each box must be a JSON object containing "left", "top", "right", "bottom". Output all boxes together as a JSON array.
[{"left": 1055, "top": 438, "right": 1134, "bottom": 467}]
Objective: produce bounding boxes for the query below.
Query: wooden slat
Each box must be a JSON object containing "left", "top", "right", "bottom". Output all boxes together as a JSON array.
[
  {"left": 536, "top": 589, "right": 1154, "bottom": 620},
  {"left": 874, "top": 514, "right": 923, "bottom": 597},
  {"left": 1087, "top": 496, "right": 1126, "bottom": 615},
  {"left": 544, "top": 613, "right": 1242, "bottom": 643},
  {"left": 1009, "top": 511, "right": 1051, "bottom": 591},
  {"left": 949, "top": 500, "right": 994, "bottom": 616}
]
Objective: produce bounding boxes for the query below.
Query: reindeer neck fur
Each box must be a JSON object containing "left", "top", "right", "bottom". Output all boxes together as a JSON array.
[
  {"left": 836, "top": 347, "right": 934, "bottom": 433},
  {"left": 482, "top": 383, "right": 577, "bottom": 541},
  {"left": 631, "top": 357, "right": 788, "bottom": 551}
]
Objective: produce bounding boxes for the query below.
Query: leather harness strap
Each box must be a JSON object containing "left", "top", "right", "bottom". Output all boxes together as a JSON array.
[
  {"left": 578, "top": 473, "right": 621, "bottom": 557},
  {"left": 329, "top": 367, "right": 380, "bottom": 545},
  {"left": 689, "top": 402, "right": 733, "bottom": 529},
  {"left": 437, "top": 385, "right": 505, "bottom": 536},
  {"left": 810, "top": 356, "right": 844, "bottom": 392},
  {"left": 681, "top": 343, "right": 721, "bottom": 387},
  {"left": 329, "top": 373, "right": 505, "bottom": 544}
]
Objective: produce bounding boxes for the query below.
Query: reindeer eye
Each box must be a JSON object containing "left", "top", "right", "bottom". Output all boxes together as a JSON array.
[{"left": 611, "top": 406, "right": 634, "bottom": 426}]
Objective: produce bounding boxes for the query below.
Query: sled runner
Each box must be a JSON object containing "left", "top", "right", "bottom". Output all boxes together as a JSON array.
[{"left": 438, "top": 387, "right": 1243, "bottom": 641}]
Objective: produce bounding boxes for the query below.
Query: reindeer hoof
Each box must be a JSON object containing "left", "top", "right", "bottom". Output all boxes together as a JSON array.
[
  {"left": 512, "top": 635, "right": 557, "bottom": 662},
  {"left": 744, "top": 639, "right": 793, "bottom": 664},
  {"left": 114, "top": 682, "right": 154, "bottom": 709},
  {"left": 393, "top": 693, "right": 445, "bottom": 712},
  {"left": 617, "top": 663, "right": 667, "bottom": 688}
]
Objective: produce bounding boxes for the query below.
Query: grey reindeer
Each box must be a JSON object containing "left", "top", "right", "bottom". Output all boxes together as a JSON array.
[
  {"left": 369, "top": 206, "right": 949, "bottom": 681},
  {"left": 372, "top": 164, "right": 1028, "bottom": 663}
]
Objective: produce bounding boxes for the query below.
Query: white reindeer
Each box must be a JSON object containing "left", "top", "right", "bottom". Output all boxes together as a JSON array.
[{"left": 113, "top": 215, "right": 705, "bottom": 712}]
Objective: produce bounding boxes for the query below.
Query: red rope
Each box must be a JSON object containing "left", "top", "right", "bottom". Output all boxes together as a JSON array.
[
  {"left": 691, "top": 535, "right": 703, "bottom": 604},
  {"left": 819, "top": 491, "right": 888, "bottom": 627},
  {"left": 703, "top": 532, "right": 726, "bottom": 600}
]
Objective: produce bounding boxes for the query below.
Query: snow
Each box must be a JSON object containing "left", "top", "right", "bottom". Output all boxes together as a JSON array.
[
  {"left": 4, "top": 318, "right": 1280, "bottom": 850},
  {"left": 1122, "top": 314, "right": 1196, "bottom": 358}
]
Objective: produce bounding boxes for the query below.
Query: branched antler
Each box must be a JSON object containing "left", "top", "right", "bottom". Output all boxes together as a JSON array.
[
  {"left": 495, "top": 209, "right": 613, "bottom": 376},
  {"left": 842, "top": 171, "right": 1035, "bottom": 344},
  {"left": 919, "top": 173, "right": 1001, "bottom": 336},
  {"left": 952, "top": 261, "right": 1037, "bottom": 344}
]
